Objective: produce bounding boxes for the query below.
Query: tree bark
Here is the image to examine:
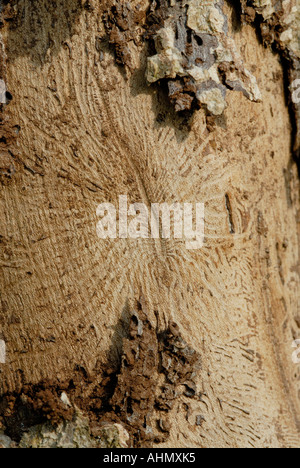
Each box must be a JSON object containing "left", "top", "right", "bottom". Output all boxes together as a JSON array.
[{"left": 0, "top": 0, "right": 299, "bottom": 448}]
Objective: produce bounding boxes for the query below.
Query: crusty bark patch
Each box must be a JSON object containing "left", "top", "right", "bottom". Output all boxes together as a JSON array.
[{"left": 0, "top": 302, "right": 201, "bottom": 448}]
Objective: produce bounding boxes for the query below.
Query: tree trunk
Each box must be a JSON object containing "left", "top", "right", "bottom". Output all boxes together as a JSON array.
[{"left": 0, "top": 0, "right": 299, "bottom": 448}]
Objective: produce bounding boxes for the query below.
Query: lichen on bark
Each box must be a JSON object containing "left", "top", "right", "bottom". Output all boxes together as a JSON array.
[
  {"left": 104, "top": 0, "right": 262, "bottom": 114},
  {"left": 0, "top": 301, "right": 202, "bottom": 448}
]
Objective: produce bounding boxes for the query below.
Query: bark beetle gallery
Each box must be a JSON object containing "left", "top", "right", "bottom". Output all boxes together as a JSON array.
[
  {"left": 0, "top": 0, "right": 300, "bottom": 449},
  {"left": 104, "top": 0, "right": 299, "bottom": 157}
]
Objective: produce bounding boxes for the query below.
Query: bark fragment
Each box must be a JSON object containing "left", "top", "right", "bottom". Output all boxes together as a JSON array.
[
  {"left": 0, "top": 302, "right": 202, "bottom": 448},
  {"left": 0, "top": 4, "right": 17, "bottom": 185},
  {"left": 18, "top": 411, "right": 98, "bottom": 449},
  {"left": 145, "top": 0, "right": 262, "bottom": 114},
  {"left": 103, "top": 0, "right": 262, "bottom": 115}
]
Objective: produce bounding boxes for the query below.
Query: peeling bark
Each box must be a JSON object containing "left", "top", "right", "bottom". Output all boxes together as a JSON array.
[
  {"left": 0, "top": 0, "right": 299, "bottom": 448},
  {"left": 240, "top": 0, "right": 300, "bottom": 160}
]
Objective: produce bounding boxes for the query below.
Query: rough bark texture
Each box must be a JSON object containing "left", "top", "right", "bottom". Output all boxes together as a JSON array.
[{"left": 0, "top": 0, "right": 300, "bottom": 448}]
